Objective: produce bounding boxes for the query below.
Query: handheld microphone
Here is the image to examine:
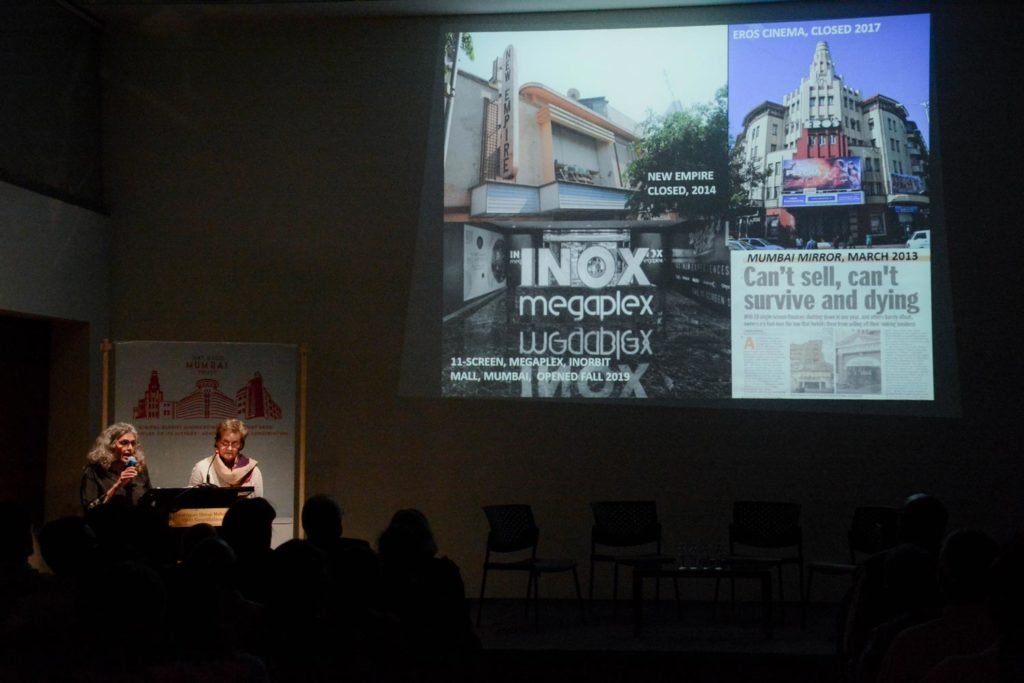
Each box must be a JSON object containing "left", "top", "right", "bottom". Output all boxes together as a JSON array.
[{"left": 123, "top": 455, "right": 139, "bottom": 491}]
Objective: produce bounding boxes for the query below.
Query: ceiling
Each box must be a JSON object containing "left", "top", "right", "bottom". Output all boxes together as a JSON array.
[{"left": 72, "top": 0, "right": 786, "bottom": 20}]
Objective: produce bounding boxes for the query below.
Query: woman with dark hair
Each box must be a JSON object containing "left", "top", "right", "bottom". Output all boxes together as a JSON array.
[
  {"left": 377, "top": 509, "right": 480, "bottom": 668},
  {"left": 80, "top": 422, "right": 151, "bottom": 511}
]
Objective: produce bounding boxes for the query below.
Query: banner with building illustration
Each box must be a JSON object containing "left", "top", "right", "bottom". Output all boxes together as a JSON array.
[
  {"left": 730, "top": 250, "right": 932, "bottom": 400},
  {"left": 112, "top": 341, "right": 298, "bottom": 536}
]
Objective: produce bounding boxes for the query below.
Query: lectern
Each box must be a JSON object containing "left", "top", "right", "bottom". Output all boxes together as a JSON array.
[{"left": 140, "top": 486, "right": 254, "bottom": 528}]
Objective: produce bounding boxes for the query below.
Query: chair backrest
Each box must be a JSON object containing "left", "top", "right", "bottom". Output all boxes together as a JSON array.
[
  {"left": 730, "top": 501, "right": 802, "bottom": 550},
  {"left": 848, "top": 505, "right": 901, "bottom": 562},
  {"left": 591, "top": 500, "right": 661, "bottom": 548},
  {"left": 483, "top": 504, "right": 539, "bottom": 554}
]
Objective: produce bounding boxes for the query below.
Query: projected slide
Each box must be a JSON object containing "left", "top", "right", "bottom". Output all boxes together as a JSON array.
[{"left": 426, "top": 11, "right": 936, "bottom": 405}]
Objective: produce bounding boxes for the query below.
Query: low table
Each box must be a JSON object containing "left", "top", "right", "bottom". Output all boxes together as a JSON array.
[{"left": 631, "top": 562, "right": 773, "bottom": 638}]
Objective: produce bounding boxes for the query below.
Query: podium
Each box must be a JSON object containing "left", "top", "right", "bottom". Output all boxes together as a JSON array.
[{"left": 140, "top": 486, "right": 254, "bottom": 528}]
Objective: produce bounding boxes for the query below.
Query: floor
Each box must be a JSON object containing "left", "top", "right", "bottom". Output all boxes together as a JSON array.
[
  {"left": 476, "top": 597, "right": 841, "bottom": 654},
  {"left": 470, "top": 598, "right": 846, "bottom": 683}
]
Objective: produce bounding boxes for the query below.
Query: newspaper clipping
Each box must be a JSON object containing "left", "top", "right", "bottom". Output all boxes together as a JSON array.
[{"left": 730, "top": 249, "right": 932, "bottom": 400}]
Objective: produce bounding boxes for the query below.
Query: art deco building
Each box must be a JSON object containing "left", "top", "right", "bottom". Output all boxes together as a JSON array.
[
  {"left": 133, "top": 370, "right": 281, "bottom": 420},
  {"left": 173, "top": 378, "right": 237, "bottom": 420},
  {"left": 732, "top": 41, "right": 928, "bottom": 244},
  {"left": 835, "top": 330, "right": 882, "bottom": 393},
  {"left": 444, "top": 64, "right": 640, "bottom": 225},
  {"left": 442, "top": 46, "right": 722, "bottom": 320},
  {"left": 236, "top": 371, "right": 283, "bottom": 420},
  {"left": 790, "top": 339, "right": 835, "bottom": 393},
  {"left": 133, "top": 370, "right": 169, "bottom": 419}
]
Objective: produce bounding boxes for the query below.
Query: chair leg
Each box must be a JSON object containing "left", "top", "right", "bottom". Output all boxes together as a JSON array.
[
  {"left": 524, "top": 573, "right": 533, "bottom": 621},
  {"left": 777, "top": 566, "right": 785, "bottom": 623},
  {"left": 588, "top": 556, "right": 596, "bottom": 609},
  {"left": 612, "top": 562, "right": 620, "bottom": 616},
  {"left": 798, "top": 562, "right": 805, "bottom": 625},
  {"left": 673, "top": 576, "right": 682, "bottom": 620},
  {"left": 531, "top": 571, "right": 540, "bottom": 631},
  {"left": 476, "top": 567, "right": 488, "bottom": 627},
  {"left": 572, "top": 568, "right": 585, "bottom": 623},
  {"left": 712, "top": 577, "right": 721, "bottom": 620},
  {"left": 802, "top": 566, "right": 815, "bottom": 629}
]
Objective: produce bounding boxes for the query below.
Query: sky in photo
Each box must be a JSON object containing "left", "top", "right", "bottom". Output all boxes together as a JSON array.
[
  {"left": 728, "top": 13, "right": 931, "bottom": 147},
  {"left": 451, "top": 13, "right": 930, "bottom": 154},
  {"left": 456, "top": 26, "right": 728, "bottom": 126}
]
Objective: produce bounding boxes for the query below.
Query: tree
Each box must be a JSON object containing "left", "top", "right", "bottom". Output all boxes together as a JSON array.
[
  {"left": 443, "top": 32, "right": 474, "bottom": 96},
  {"left": 443, "top": 33, "right": 475, "bottom": 166},
  {"left": 728, "top": 152, "right": 772, "bottom": 235},
  {"left": 625, "top": 86, "right": 729, "bottom": 220}
]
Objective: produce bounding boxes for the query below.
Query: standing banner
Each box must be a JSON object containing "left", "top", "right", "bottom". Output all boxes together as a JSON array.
[{"left": 111, "top": 341, "right": 301, "bottom": 544}]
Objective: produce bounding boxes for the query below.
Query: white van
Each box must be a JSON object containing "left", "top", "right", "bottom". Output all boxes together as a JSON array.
[{"left": 906, "top": 229, "right": 931, "bottom": 249}]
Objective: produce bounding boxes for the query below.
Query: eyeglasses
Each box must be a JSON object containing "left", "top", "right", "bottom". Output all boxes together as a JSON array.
[
  {"left": 218, "top": 440, "right": 242, "bottom": 451},
  {"left": 116, "top": 439, "right": 137, "bottom": 447}
]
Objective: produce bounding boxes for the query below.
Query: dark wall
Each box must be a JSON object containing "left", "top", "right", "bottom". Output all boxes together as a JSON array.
[
  {"left": 95, "top": 3, "right": 1023, "bottom": 597},
  {"left": 0, "top": 2, "right": 103, "bottom": 209},
  {"left": 0, "top": 3, "right": 109, "bottom": 500},
  {"left": 0, "top": 317, "right": 49, "bottom": 519},
  {"left": 0, "top": 183, "right": 110, "bottom": 523}
]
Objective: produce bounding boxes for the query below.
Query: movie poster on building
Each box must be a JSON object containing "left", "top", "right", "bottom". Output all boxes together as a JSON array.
[
  {"left": 891, "top": 173, "right": 925, "bottom": 195},
  {"left": 112, "top": 341, "right": 298, "bottom": 535},
  {"left": 730, "top": 249, "right": 933, "bottom": 400},
  {"left": 441, "top": 25, "right": 733, "bottom": 401},
  {"left": 783, "top": 158, "right": 862, "bottom": 193}
]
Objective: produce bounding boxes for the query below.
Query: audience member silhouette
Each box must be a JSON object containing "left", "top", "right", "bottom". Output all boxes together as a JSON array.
[
  {"left": 301, "top": 494, "right": 381, "bottom": 612},
  {"left": 376, "top": 508, "right": 481, "bottom": 673},
  {"left": 83, "top": 500, "right": 172, "bottom": 572},
  {"left": 844, "top": 493, "right": 948, "bottom": 663},
  {"left": 37, "top": 515, "right": 98, "bottom": 577},
  {"left": 260, "top": 538, "right": 373, "bottom": 681},
  {"left": 79, "top": 558, "right": 169, "bottom": 679},
  {"left": 179, "top": 521, "right": 219, "bottom": 560},
  {"left": 0, "top": 502, "right": 43, "bottom": 616},
  {"left": 162, "top": 535, "right": 268, "bottom": 681},
  {"left": 0, "top": 502, "right": 49, "bottom": 683},
  {"left": 856, "top": 543, "right": 945, "bottom": 682},
  {"left": 220, "top": 496, "right": 276, "bottom": 604},
  {"left": 921, "top": 534, "right": 1024, "bottom": 683},
  {"left": 10, "top": 491, "right": 1010, "bottom": 682},
  {"left": 8, "top": 514, "right": 170, "bottom": 682},
  {"left": 876, "top": 529, "right": 998, "bottom": 683}
]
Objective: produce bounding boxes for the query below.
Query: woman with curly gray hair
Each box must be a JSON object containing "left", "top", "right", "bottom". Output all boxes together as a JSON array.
[{"left": 80, "top": 422, "right": 152, "bottom": 511}]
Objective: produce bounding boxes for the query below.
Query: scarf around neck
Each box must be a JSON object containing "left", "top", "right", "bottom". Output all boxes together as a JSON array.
[{"left": 213, "top": 453, "right": 257, "bottom": 487}]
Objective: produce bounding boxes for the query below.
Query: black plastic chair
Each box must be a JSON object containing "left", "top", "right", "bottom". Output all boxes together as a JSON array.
[
  {"left": 478, "top": 504, "right": 583, "bottom": 628},
  {"left": 801, "top": 505, "right": 900, "bottom": 626},
  {"left": 715, "top": 501, "right": 802, "bottom": 622},
  {"left": 589, "top": 500, "right": 676, "bottom": 614}
]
